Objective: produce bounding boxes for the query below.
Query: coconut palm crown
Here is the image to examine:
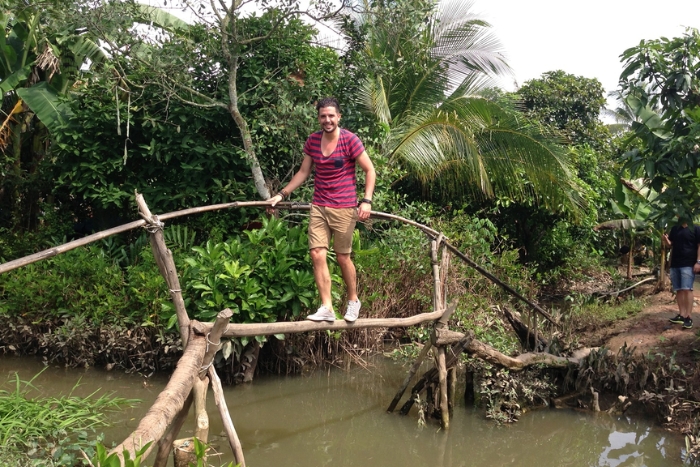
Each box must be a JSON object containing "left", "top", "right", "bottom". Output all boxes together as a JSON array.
[{"left": 350, "top": 0, "right": 583, "bottom": 211}]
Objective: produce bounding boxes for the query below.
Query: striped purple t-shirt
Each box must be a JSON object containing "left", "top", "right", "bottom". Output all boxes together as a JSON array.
[{"left": 304, "top": 128, "right": 365, "bottom": 208}]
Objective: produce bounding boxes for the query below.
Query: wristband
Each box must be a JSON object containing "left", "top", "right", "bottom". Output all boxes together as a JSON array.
[
  {"left": 358, "top": 198, "right": 372, "bottom": 207},
  {"left": 279, "top": 189, "right": 289, "bottom": 199}
]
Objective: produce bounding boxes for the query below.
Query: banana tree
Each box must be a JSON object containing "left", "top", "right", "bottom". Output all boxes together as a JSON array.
[
  {"left": 0, "top": 1, "right": 187, "bottom": 232},
  {"left": 595, "top": 179, "right": 663, "bottom": 284},
  {"left": 0, "top": 2, "right": 109, "bottom": 230}
]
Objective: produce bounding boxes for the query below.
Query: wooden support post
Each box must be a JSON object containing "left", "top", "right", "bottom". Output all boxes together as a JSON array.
[
  {"left": 400, "top": 332, "right": 473, "bottom": 416},
  {"left": 173, "top": 439, "right": 197, "bottom": 467},
  {"left": 135, "top": 192, "right": 190, "bottom": 345},
  {"left": 387, "top": 300, "right": 458, "bottom": 413},
  {"left": 194, "top": 377, "right": 210, "bottom": 442},
  {"left": 437, "top": 346, "right": 449, "bottom": 429},
  {"left": 209, "top": 366, "right": 246, "bottom": 467},
  {"left": 439, "top": 238, "right": 449, "bottom": 309},
  {"left": 431, "top": 238, "right": 442, "bottom": 311},
  {"left": 448, "top": 366, "right": 456, "bottom": 415},
  {"left": 199, "top": 309, "right": 232, "bottom": 379},
  {"left": 386, "top": 341, "right": 433, "bottom": 413}
]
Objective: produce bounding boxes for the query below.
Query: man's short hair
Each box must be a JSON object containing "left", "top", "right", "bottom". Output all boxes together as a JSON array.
[{"left": 316, "top": 97, "right": 341, "bottom": 114}]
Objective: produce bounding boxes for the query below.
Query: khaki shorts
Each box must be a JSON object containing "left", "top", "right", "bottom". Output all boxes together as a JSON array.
[{"left": 308, "top": 204, "right": 357, "bottom": 254}]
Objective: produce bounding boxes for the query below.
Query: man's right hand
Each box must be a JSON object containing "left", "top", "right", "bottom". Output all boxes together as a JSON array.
[{"left": 268, "top": 194, "right": 283, "bottom": 207}]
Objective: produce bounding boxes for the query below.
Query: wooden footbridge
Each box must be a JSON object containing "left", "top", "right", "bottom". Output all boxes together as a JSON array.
[{"left": 0, "top": 193, "right": 578, "bottom": 466}]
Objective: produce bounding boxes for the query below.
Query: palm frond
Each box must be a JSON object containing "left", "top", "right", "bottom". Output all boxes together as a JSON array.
[
  {"left": 388, "top": 97, "right": 582, "bottom": 211},
  {"left": 358, "top": 76, "right": 392, "bottom": 124}
]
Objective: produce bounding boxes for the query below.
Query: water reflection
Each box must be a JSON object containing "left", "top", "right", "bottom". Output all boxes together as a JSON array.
[{"left": 0, "top": 356, "right": 690, "bottom": 467}]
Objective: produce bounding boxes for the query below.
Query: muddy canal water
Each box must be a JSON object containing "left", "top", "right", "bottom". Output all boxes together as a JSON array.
[{"left": 0, "top": 356, "right": 691, "bottom": 466}]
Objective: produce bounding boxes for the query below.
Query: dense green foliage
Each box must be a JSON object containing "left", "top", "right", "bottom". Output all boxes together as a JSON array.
[
  {"left": 0, "top": 244, "right": 171, "bottom": 326},
  {"left": 618, "top": 28, "right": 700, "bottom": 225},
  {"left": 182, "top": 217, "right": 319, "bottom": 327},
  {"left": 54, "top": 76, "right": 251, "bottom": 226},
  {"left": 517, "top": 70, "right": 610, "bottom": 148},
  {"left": 2, "top": 0, "right": 692, "bottom": 445}
]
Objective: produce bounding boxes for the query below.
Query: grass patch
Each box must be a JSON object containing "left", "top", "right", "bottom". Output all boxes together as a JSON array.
[
  {"left": 567, "top": 296, "right": 647, "bottom": 329},
  {"left": 0, "top": 369, "right": 138, "bottom": 466}
]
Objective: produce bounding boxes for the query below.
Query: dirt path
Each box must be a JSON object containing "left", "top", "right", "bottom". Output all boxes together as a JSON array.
[{"left": 581, "top": 290, "right": 700, "bottom": 389}]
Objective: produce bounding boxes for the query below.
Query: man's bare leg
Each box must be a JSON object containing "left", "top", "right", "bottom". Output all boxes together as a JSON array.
[
  {"left": 310, "top": 247, "right": 333, "bottom": 308},
  {"left": 677, "top": 289, "right": 694, "bottom": 318},
  {"left": 337, "top": 253, "right": 358, "bottom": 302}
]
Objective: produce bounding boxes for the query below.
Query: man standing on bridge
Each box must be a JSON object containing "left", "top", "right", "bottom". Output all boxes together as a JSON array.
[
  {"left": 663, "top": 217, "right": 700, "bottom": 329},
  {"left": 268, "top": 97, "right": 376, "bottom": 323}
]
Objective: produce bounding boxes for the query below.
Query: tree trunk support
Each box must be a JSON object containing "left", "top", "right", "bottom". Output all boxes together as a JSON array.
[
  {"left": 437, "top": 346, "right": 449, "bottom": 429},
  {"left": 153, "top": 394, "right": 193, "bottom": 467},
  {"left": 110, "top": 326, "right": 206, "bottom": 462}
]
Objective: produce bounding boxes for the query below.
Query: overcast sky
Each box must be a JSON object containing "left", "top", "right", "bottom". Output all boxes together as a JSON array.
[
  {"left": 469, "top": 0, "right": 700, "bottom": 99},
  {"left": 154, "top": 0, "right": 700, "bottom": 108}
]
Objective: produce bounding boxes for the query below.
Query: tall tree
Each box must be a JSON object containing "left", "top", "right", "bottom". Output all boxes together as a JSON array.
[
  {"left": 618, "top": 28, "right": 700, "bottom": 226},
  {"left": 90, "top": 0, "right": 346, "bottom": 200},
  {"left": 517, "top": 70, "right": 609, "bottom": 149}
]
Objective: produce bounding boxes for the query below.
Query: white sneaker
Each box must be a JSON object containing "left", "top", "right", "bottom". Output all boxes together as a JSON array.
[
  {"left": 306, "top": 305, "right": 335, "bottom": 322},
  {"left": 344, "top": 300, "right": 361, "bottom": 322}
]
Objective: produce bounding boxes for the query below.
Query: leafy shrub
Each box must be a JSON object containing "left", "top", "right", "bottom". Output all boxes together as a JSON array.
[{"left": 182, "top": 216, "right": 318, "bottom": 327}]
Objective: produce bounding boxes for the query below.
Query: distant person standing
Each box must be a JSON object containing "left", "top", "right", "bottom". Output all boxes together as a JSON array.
[
  {"left": 268, "top": 97, "right": 376, "bottom": 322},
  {"left": 663, "top": 219, "right": 700, "bottom": 329}
]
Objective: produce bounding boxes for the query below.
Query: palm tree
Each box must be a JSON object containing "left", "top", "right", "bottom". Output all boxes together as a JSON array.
[
  {"left": 350, "top": 0, "right": 582, "bottom": 210},
  {"left": 602, "top": 90, "right": 638, "bottom": 135}
]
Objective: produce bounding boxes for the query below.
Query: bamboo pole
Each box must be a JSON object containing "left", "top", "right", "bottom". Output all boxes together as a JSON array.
[
  {"left": 441, "top": 240, "right": 556, "bottom": 324},
  {"left": 136, "top": 192, "right": 190, "bottom": 344},
  {"left": 0, "top": 218, "right": 146, "bottom": 275},
  {"left": 197, "top": 309, "right": 445, "bottom": 338}
]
